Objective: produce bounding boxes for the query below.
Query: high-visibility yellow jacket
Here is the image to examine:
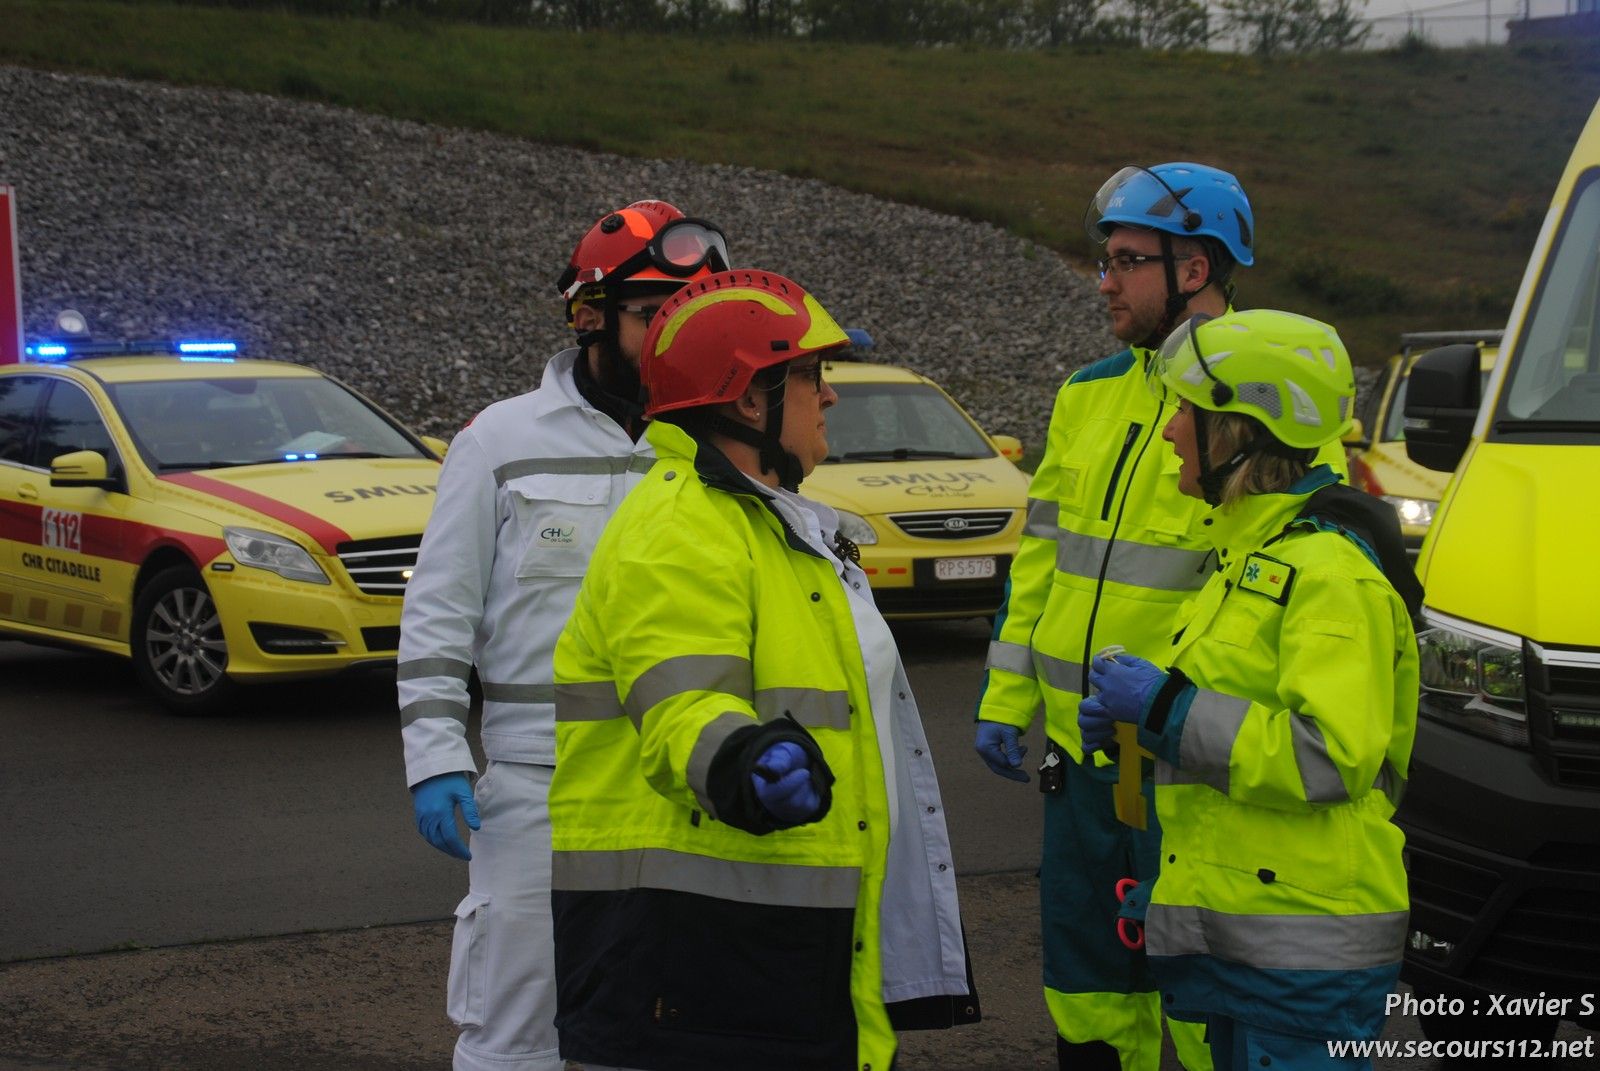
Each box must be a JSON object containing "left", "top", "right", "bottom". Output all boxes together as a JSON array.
[
  {"left": 1130, "top": 474, "right": 1419, "bottom": 1042},
  {"left": 550, "top": 420, "right": 973, "bottom": 1071},
  {"left": 978, "top": 348, "right": 1346, "bottom": 762}
]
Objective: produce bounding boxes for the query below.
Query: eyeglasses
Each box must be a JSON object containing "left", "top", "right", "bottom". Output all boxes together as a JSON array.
[
  {"left": 618, "top": 303, "right": 664, "bottom": 324},
  {"left": 1096, "top": 252, "right": 1191, "bottom": 279},
  {"left": 789, "top": 359, "right": 826, "bottom": 390}
]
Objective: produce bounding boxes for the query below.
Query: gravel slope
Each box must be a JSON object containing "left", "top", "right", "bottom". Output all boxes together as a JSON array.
[{"left": 1, "top": 65, "right": 1116, "bottom": 449}]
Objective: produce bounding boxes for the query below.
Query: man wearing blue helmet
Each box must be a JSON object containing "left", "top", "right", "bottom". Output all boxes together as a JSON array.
[{"left": 974, "top": 163, "right": 1254, "bottom": 1071}]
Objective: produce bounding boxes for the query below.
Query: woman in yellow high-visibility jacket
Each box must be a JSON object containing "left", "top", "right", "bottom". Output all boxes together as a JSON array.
[
  {"left": 549, "top": 269, "right": 976, "bottom": 1071},
  {"left": 1078, "top": 309, "right": 1420, "bottom": 1071}
]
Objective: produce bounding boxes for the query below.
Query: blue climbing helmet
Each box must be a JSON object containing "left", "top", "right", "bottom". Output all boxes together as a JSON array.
[{"left": 1085, "top": 162, "right": 1255, "bottom": 268}]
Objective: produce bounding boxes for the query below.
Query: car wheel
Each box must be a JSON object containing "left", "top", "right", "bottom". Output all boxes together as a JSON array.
[{"left": 132, "top": 566, "right": 238, "bottom": 716}]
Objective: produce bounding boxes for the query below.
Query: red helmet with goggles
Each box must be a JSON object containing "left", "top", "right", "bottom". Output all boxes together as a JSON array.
[
  {"left": 555, "top": 200, "right": 730, "bottom": 306},
  {"left": 641, "top": 269, "right": 849, "bottom": 419}
]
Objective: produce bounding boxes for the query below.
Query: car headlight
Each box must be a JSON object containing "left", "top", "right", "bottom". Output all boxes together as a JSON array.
[
  {"left": 1416, "top": 625, "right": 1527, "bottom": 747},
  {"left": 224, "top": 527, "right": 330, "bottom": 585},
  {"left": 834, "top": 509, "right": 878, "bottom": 546},
  {"left": 1381, "top": 495, "right": 1437, "bottom": 529}
]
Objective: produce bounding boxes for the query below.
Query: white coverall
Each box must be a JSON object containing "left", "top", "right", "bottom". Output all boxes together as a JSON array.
[{"left": 399, "top": 347, "right": 653, "bottom": 1071}]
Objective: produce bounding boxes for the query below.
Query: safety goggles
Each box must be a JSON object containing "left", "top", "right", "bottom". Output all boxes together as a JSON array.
[
  {"left": 561, "top": 218, "right": 730, "bottom": 299},
  {"left": 1085, "top": 165, "right": 1202, "bottom": 245}
]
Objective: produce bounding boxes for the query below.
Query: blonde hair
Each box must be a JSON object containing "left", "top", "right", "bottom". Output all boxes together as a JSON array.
[{"left": 1205, "top": 411, "right": 1309, "bottom": 506}]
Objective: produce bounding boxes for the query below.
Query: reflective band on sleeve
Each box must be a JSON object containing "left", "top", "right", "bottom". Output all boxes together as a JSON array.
[
  {"left": 396, "top": 657, "right": 472, "bottom": 682},
  {"left": 624, "top": 654, "right": 754, "bottom": 726},
  {"left": 754, "top": 687, "right": 851, "bottom": 730},
  {"left": 986, "top": 640, "right": 1035, "bottom": 678},
  {"left": 1057, "top": 529, "right": 1212, "bottom": 592},
  {"left": 494, "top": 455, "right": 656, "bottom": 484},
  {"left": 553, "top": 847, "right": 860, "bottom": 909},
  {"left": 555, "top": 681, "right": 626, "bottom": 722},
  {"left": 1034, "top": 651, "right": 1085, "bottom": 695},
  {"left": 1373, "top": 759, "right": 1406, "bottom": 808},
  {"left": 686, "top": 710, "right": 757, "bottom": 814},
  {"left": 400, "top": 698, "right": 470, "bottom": 727},
  {"left": 481, "top": 681, "right": 557, "bottom": 704},
  {"left": 1177, "top": 687, "right": 1252, "bottom": 783},
  {"left": 1289, "top": 713, "right": 1350, "bottom": 804},
  {"left": 1154, "top": 756, "right": 1230, "bottom": 795},
  {"left": 1024, "top": 498, "right": 1058, "bottom": 539},
  {"left": 1146, "top": 904, "right": 1408, "bottom": 971}
]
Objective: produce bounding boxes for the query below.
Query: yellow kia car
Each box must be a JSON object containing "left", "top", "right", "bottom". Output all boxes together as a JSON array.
[
  {"left": 1350, "top": 330, "right": 1499, "bottom": 555},
  {"left": 0, "top": 337, "right": 444, "bottom": 714},
  {"left": 800, "top": 357, "right": 1029, "bottom": 619}
]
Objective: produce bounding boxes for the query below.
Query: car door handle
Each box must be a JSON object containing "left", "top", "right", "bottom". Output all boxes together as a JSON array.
[{"left": 18, "top": 483, "right": 39, "bottom": 500}]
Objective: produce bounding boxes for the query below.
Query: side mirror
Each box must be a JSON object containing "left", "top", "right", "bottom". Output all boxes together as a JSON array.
[
  {"left": 420, "top": 434, "right": 450, "bottom": 460},
  {"left": 1404, "top": 344, "right": 1481, "bottom": 472},
  {"left": 50, "top": 449, "right": 120, "bottom": 491},
  {"left": 1341, "top": 417, "right": 1371, "bottom": 452},
  {"left": 991, "top": 434, "right": 1024, "bottom": 464}
]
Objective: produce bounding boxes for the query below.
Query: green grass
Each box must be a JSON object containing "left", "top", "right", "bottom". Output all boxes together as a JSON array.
[{"left": 4, "top": 0, "right": 1599, "bottom": 363}]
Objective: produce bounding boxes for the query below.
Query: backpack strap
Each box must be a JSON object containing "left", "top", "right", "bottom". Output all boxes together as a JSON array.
[{"left": 1277, "top": 483, "right": 1425, "bottom": 625}]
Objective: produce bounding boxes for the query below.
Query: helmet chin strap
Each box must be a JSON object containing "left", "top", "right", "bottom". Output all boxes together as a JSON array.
[
  {"left": 695, "top": 381, "right": 804, "bottom": 492},
  {"left": 1137, "top": 231, "right": 1212, "bottom": 351},
  {"left": 1193, "top": 406, "right": 1251, "bottom": 507}
]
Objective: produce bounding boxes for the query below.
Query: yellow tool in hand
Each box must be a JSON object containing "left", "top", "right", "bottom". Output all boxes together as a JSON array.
[{"left": 1096, "top": 645, "right": 1155, "bottom": 831}]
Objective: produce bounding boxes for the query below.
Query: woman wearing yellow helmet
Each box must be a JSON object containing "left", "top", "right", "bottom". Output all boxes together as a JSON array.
[{"left": 1077, "top": 309, "right": 1421, "bottom": 1070}]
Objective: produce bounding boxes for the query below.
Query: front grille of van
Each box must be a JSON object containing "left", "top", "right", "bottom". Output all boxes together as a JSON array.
[
  {"left": 336, "top": 535, "right": 421, "bottom": 596},
  {"left": 1527, "top": 647, "right": 1600, "bottom": 789}
]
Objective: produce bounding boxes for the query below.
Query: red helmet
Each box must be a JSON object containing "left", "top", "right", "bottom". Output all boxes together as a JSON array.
[
  {"left": 641, "top": 269, "right": 850, "bottom": 419},
  {"left": 555, "top": 200, "right": 730, "bottom": 304}
]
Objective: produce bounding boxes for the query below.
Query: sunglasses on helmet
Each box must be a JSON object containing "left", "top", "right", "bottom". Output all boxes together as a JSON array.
[{"left": 560, "top": 218, "right": 731, "bottom": 300}]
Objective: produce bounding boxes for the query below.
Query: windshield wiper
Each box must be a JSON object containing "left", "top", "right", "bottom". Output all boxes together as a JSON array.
[
  {"left": 828, "top": 448, "right": 981, "bottom": 461},
  {"left": 1496, "top": 419, "right": 1600, "bottom": 432},
  {"left": 156, "top": 459, "right": 281, "bottom": 471}
]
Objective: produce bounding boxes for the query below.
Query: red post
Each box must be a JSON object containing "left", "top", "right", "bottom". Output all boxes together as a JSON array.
[{"left": 0, "top": 186, "right": 21, "bottom": 365}]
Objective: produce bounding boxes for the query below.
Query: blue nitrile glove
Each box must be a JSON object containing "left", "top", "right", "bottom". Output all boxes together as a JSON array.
[
  {"left": 974, "top": 721, "right": 1030, "bottom": 782},
  {"left": 752, "top": 741, "right": 822, "bottom": 823},
  {"left": 1085, "top": 653, "right": 1169, "bottom": 724},
  {"left": 1077, "top": 695, "right": 1118, "bottom": 755},
  {"left": 411, "top": 772, "right": 480, "bottom": 860}
]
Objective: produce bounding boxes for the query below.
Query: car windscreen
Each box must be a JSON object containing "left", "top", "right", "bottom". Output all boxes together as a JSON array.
[
  {"left": 823, "top": 381, "right": 995, "bottom": 462},
  {"left": 1496, "top": 169, "right": 1600, "bottom": 432},
  {"left": 108, "top": 375, "right": 426, "bottom": 470}
]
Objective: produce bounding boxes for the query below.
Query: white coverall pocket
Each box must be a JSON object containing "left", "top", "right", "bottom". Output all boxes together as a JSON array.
[
  {"left": 446, "top": 891, "right": 493, "bottom": 1028},
  {"left": 507, "top": 474, "right": 611, "bottom": 579}
]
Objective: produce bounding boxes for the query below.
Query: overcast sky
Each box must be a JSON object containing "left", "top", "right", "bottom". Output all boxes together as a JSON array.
[{"left": 1352, "top": 0, "right": 1585, "bottom": 47}]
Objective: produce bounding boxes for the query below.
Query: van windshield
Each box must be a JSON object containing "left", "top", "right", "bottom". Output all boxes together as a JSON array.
[{"left": 1499, "top": 170, "right": 1600, "bottom": 428}]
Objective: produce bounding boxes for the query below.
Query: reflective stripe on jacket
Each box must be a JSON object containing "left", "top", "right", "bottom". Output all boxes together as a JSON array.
[
  {"left": 978, "top": 349, "right": 1347, "bottom": 762},
  {"left": 978, "top": 350, "right": 1211, "bottom": 760},
  {"left": 398, "top": 348, "right": 652, "bottom": 782},
  {"left": 1137, "top": 477, "right": 1419, "bottom": 1042},
  {"left": 551, "top": 420, "right": 971, "bottom": 1071}
]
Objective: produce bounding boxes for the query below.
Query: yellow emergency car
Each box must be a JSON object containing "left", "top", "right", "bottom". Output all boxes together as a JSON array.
[
  {"left": 1349, "top": 330, "right": 1499, "bottom": 555},
  {"left": 800, "top": 357, "right": 1029, "bottom": 619},
  {"left": 0, "top": 337, "right": 444, "bottom": 714}
]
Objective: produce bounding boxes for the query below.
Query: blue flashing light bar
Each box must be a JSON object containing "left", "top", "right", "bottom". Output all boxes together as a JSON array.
[
  {"left": 179, "top": 355, "right": 237, "bottom": 363},
  {"left": 844, "top": 328, "right": 876, "bottom": 351},
  {"left": 21, "top": 337, "right": 242, "bottom": 362}
]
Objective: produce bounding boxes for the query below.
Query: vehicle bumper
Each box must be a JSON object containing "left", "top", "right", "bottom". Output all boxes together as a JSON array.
[
  {"left": 1397, "top": 716, "right": 1600, "bottom": 1025},
  {"left": 207, "top": 564, "right": 401, "bottom": 681}
]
